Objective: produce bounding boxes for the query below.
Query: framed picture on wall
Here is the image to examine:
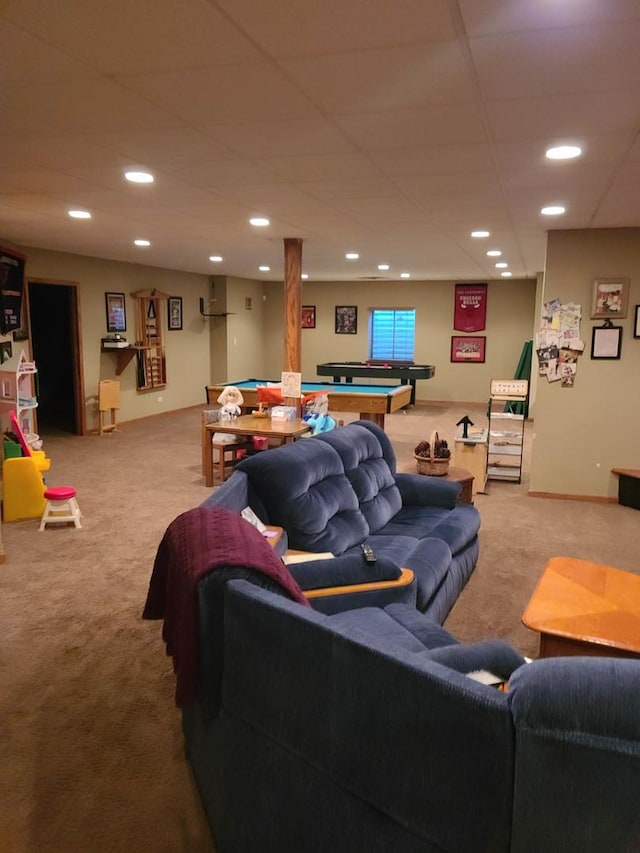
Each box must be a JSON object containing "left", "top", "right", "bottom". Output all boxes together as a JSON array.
[
  {"left": 591, "top": 278, "right": 629, "bottom": 319},
  {"left": 591, "top": 324, "right": 622, "bottom": 359},
  {"left": 168, "top": 296, "right": 183, "bottom": 330},
  {"left": 451, "top": 335, "right": 486, "bottom": 363},
  {"left": 335, "top": 305, "right": 357, "bottom": 334},
  {"left": 105, "top": 292, "right": 126, "bottom": 332},
  {"left": 301, "top": 305, "right": 316, "bottom": 328},
  {"left": 634, "top": 305, "right": 640, "bottom": 339}
]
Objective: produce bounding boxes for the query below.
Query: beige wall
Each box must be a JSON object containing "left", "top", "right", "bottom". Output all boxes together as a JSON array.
[
  {"left": 530, "top": 228, "right": 640, "bottom": 499},
  {"left": 9, "top": 245, "right": 212, "bottom": 428},
  {"left": 263, "top": 278, "right": 536, "bottom": 403}
]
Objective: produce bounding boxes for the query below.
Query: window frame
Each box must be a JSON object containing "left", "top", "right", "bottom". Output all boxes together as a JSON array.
[{"left": 368, "top": 307, "right": 416, "bottom": 362}]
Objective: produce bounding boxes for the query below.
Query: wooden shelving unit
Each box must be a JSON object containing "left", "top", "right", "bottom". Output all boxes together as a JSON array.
[
  {"left": 131, "top": 289, "right": 168, "bottom": 391},
  {"left": 486, "top": 379, "right": 528, "bottom": 484}
]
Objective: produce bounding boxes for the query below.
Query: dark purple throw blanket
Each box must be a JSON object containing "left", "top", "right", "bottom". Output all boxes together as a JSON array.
[{"left": 143, "top": 506, "right": 309, "bottom": 706}]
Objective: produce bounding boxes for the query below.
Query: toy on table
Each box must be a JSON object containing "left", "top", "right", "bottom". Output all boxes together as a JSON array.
[
  {"left": 304, "top": 412, "right": 336, "bottom": 435},
  {"left": 217, "top": 386, "right": 244, "bottom": 420},
  {"left": 302, "top": 391, "right": 336, "bottom": 435},
  {"left": 252, "top": 402, "right": 269, "bottom": 418}
]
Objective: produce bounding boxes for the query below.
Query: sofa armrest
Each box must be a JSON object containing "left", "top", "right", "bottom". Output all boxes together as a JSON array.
[
  {"left": 288, "top": 554, "right": 402, "bottom": 591},
  {"left": 394, "top": 472, "right": 460, "bottom": 508},
  {"left": 287, "top": 555, "right": 416, "bottom": 613}
]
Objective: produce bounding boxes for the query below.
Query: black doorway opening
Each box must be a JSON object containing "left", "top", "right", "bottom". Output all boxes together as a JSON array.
[{"left": 28, "top": 282, "right": 80, "bottom": 434}]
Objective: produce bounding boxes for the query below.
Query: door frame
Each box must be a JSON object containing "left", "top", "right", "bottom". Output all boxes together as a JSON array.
[{"left": 27, "top": 277, "right": 86, "bottom": 436}]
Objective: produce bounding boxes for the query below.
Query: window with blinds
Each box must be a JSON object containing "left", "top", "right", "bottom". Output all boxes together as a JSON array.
[{"left": 368, "top": 309, "right": 416, "bottom": 361}]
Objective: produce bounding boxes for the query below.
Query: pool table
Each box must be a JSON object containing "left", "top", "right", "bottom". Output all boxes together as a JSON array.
[
  {"left": 316, "top": 361, "right": 435, "bottom": 405},
  {"left": 206, "top": 379, "right": 413, "bottom": 429}
]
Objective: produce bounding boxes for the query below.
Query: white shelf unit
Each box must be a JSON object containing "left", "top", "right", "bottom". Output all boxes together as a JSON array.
[
  {"left": 486, "top": 380, "right": 528, "bottom": 484},
  {"left": 0, "top": 349, "right": 38, "bottom": 436}
]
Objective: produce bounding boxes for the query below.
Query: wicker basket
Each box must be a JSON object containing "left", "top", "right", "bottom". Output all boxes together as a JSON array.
[{"left": 414, "top": 430, "right": 450, "bottom": 476}]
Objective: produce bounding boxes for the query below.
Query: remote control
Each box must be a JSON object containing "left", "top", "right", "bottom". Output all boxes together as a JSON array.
[{"left": 361, "top": 544, "right": 377, "bottom": 564}]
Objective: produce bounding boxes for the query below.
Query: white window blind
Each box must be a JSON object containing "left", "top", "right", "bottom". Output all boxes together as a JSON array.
[{"left": 369, "top": 309, "right": 416, "bottom": 361}]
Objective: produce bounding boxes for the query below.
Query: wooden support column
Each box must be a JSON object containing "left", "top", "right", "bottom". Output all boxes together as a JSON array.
[
  {"left": 283, "top": 238, "right": 303, "bottom": 413},
  {"left": 283, "top": 238, "right": 303, "bottom": 372}
]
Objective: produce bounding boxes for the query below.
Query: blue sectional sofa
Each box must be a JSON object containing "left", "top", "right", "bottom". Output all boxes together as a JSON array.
[
  {"left": 202, "top": 420, "right": 480, "bottom": 622},
  {"left": 146, "top": 511, "right": 640, "bottom": 853}
]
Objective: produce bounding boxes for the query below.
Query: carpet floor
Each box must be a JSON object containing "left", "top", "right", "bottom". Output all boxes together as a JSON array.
[{"left": 1, "top": 402, "right": 638, "bottom": 852}]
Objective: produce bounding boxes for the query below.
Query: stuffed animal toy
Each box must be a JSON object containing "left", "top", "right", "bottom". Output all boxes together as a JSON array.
[
  {"left": 304, "top": 412, "right": 336, "bottom": 435},
  {"left": 217, "top": 386, "right": 244, "bottom": 420}
]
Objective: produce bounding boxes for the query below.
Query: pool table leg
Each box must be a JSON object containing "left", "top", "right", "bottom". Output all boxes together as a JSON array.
[{"left": 359, "top": 412, "right": 385, "bottom": 429}]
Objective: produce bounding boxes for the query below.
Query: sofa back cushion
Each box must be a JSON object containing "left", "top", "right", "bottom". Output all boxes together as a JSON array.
[
  {"left": 315, "top": 423, "right": 402, "bottom": 534},
  {"left": 237, "top": 438, "right": 369, "bottom": 554}
]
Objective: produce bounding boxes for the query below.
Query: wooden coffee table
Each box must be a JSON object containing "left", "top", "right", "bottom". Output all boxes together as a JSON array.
[{"left": 522, "top": 556, "right": 640, "bottom": 659}]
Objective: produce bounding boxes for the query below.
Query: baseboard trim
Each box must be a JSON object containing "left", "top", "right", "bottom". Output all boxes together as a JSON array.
[{"left": 528, "top": 490, "right": 617, "bottom": 504}]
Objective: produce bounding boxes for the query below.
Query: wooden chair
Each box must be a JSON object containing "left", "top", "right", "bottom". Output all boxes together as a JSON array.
[{"left": 99, "top": 379, "right": 120, "bottom": 435}]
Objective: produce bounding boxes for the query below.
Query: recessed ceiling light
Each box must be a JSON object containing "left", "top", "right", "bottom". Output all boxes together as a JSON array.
[
  {"left": 259, "top": 265, "right": 270, "bottom": 272},
  {"left": 541, "top": 205, "right": 566, "bottom": 216},
  {"left": 495, "top": 262, "right": 508, "bottom": 269},
  {"left": 471, "top": 230, "right": 490, "bottom": 238},
  {"left": 134, "top": 239, "right": 150, "bottom": 247},
  {"left": 345, "top": 252, "right": 359, "bottom": 260},
  {"left": 377, "top": 264, "right": 390, "bottom": 271},
  {"left": 486, "top": 249, "right": 502, "bottom": 257},
  {"left": 400, "top": 272, "right": 411, "bottom": 278},
  {"left": 250, "top": 217, "right": 270, "bottom": 227},
  {"left": 208, "top": 255, "right": 223, "bottom": 262},
  {"left": 301, "top": 273, "right": 309, "bottom": 280},
  {"left": 545, "top": 145, "right": 582, "bottom": 160},
  {"left": 68, "top": 209, "right": 91, "bottom": 219},
  {"left": 124, "top": 170, "right": 154, "bottom": 184},
  {"left": 501, "top": 271, "right": 512, "bottom": 277}
]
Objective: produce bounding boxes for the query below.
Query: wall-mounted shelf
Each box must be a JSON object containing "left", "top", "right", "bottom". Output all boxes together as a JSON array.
[{"left": 101, "top": 345, "right": 140, "bottom": 375}]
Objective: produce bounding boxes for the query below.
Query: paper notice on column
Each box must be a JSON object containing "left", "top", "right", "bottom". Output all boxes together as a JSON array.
[{"left": 281, "top": 371, "right": 302, "bottom": 398}]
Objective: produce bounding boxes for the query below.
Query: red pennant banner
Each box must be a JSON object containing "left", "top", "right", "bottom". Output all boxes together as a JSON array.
[{"left": 453, "top": 283, "right": 487, "bottom": 332}]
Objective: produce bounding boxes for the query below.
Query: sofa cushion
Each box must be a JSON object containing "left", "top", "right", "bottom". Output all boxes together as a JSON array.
[
  {"left": 383, "top": 604, "right": 460, "bottom": 649},
  {"left": 421, "top": 640, "right": 527, "bottom": 681},
  {"left": 315, "top": 423, "right": 402, "bottom": 534},
  {"left": 236, "top": 438, "right": 369, "bottom": 554},
  {"left": 345, "top": 535, "right": 453, "bottom": 612},
  {"left": 327, "top": 607, "right": 429, "bottom": 653},
  {"left": 379, "top": 503, "right": 481, "bottom": 556}
]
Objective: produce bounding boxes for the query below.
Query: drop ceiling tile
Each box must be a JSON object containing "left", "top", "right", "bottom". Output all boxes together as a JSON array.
[
  {"left": 88, "top": 127, "right": 236, "bottom": 164},
  {"left": 369, "top": 143, "right": 495, "bottom": 176},
  {"left": 0, "top": 21, "right": 100, "bottom": 84},
  {"left": 216, "top": 0, "right": 456, "bottom": 57},
  {"left": 485, "top": 91, "right": 640, "bottom": 143},
  {"left": 4, "top": 0, "right": 262, "bottom": 74},
  {"left": 336, "top": 104, "right": 487, "bottom": 150},
  {"left": 0, "top": 168, "right": 100, "bottom": 195},
  {"left": 471, "top": 22, "right": 640, "bottom": 101},
  {"left": 282, "top": 42, "right": 474, "bottom": 115},
  {"left": 0, "top": 134, "right": 129, "bottom": 169},
  {"left": 0, "top": 78, "right": 178, "bottom": 135},
  {"left": 393, "top": 171, "right": 503, "bottom": 198},
  {"left": 500, "top": 162, "right": 614, "bottom": 194},
  {"left": 460, "top": 0, "right": 640, "bottom": 37},
  {"left": 266, "top": 152, "right": 381, "bottom": 183},
  {"left": 298, "top": 176, "right": 401, "bottom": 200},
  {"left": 119, "top": 64, "right": 320, "bottom": 125},
  {"left": 204, "top": 118, "right": 355, "bottom": 158}
]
